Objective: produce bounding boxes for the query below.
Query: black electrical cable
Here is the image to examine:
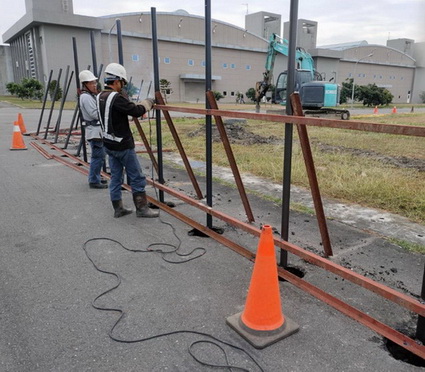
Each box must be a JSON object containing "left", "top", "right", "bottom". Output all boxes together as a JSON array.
[
  {"left": 80, "top": 111, "right": 264, "bottom": 370},
  {"left": 82, "top": 238, "right": 265, "bottom": 371}
]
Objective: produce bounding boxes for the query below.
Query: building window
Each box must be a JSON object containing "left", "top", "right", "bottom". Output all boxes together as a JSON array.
[
  {"left": 231, "top": 63, "right": 236, "bottom": 69},
  {"left": 223, "top": 63, "right": 228, "bottom": 69},
  {"left": 188, "top": 59, "right": 194, "bottom": 66},
  {"left": 164, "top": 57, "right": 171, "bottom": 64},
  {"left": 132, "top": 54, "right": 140, "bottom": 62},
  {"left": 230, "top": 91, "right": 235, "bottom": 96},
  {"left": 223, "top": 91, "right": 227, "bottom": 96},
  {"left": 201, "top": 60, "right": 206, "bottom": 67},
  {"left": 246, "top": 65, "right": 251, "bottom": 70}
]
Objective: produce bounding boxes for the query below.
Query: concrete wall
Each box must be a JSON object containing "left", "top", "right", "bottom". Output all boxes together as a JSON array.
[
  {"left": 412, "top": 42, "right": 425, "bottom": 103},
  {"left": 98, "top": 13, "right": 269, "bottom": 103},
  {"left": 2, "top": 3, "right": 422, "bottom": 104},
  {"left": 0, "top": 46, "right": 14, "bottom": 94}
]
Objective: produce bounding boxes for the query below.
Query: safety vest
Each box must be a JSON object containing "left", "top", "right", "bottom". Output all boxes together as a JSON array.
[{"left": 96, "top": 91, "right": 123, "bottom": 143}]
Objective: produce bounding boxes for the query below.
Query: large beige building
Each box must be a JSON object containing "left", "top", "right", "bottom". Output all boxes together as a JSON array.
[{"left": 1, "top": 0, "right": 423, "bottom": 104}]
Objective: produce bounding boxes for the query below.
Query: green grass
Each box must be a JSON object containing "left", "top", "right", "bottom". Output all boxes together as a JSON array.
[
  {"left": 137, "top": 113, "right": 425, "bottom": 226},
  {"left": 0, "top": 95, "right": 77, "bottom": 110},
  {"left": 388, "top": 238, "right": 425, "bottom": 254}
]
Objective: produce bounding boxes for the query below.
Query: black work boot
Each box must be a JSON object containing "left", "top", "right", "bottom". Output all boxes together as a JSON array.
[
  {"left": 133, "top": 192, "right": 159, "bottom": 218},
  {"left": 90, "top": 183, "right": 108, "bottom": 189},
  {"left": 112, "top": 200, "right": 133, "bottom": 218}
]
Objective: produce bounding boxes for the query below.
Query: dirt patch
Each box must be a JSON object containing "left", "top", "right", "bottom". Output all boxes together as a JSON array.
[
  {"left": 313, "top": 142, "right": 425, "bottom": 172},
  {"left": 187, "top": 119, "right": 282, "bottom": 145},
  {"left": 188, "top": 120, "right": 424, "bottom": 172}
]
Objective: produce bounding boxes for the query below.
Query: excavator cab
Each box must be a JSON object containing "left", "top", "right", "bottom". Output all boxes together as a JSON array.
[{"left": 273, "top": 69, "right": 314, "bottom": 104}]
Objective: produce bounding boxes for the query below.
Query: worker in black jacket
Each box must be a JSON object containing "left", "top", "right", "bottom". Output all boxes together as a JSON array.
[{"left": 96, "top": 63, "right": 158, "bottom": 218}]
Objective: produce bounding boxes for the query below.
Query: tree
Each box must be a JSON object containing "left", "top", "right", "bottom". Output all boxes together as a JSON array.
[
  {"left": 419, "top": 91, "right": 425, "bottom": 103},
  {"left": 159, "top": 79, "right": 173, "bottom": 103},
  {"left": 357, "top": 83, "right": 393, "bottom": 106},
  {"left": 340, "top": 78, "right": 353, "bottom": 104},
  {"left": 6, "top": 78, "right": 43, "bottom": 100},
  {"left": 48, "top": 80, "right": 63, "bottom": 102},
  {"left": 6, "top": 82, "right": 20, "bottom": 96},
  {"left": 212, "top": 91, "right": 224, "bottom": 101},
  {"left": 245, "top": 87, "right": 256, "bottom": 102}
]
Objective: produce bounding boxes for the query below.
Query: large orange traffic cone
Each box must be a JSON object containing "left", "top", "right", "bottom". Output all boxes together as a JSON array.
[
  {"left": 17, "top": 113, "right": 27, "bottom": 135},
  {"left": 392, "top": 106, "right": 397, "bottom": 114},
  {"left": 226, "top": 225, "right": 299, "bottom": 349},
  {"left": 10, "top": 121, "right": 27, "bottom": 150}
]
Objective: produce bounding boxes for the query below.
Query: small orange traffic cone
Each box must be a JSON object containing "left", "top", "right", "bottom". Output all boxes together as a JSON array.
[
  {"left": 10, "top": 121, "right": 27, "bottom": 150},
  {"left": 17, "top": 113, "right": 27, "bottom": 135},
  {"left": 373, "top": 106, "right": 378, "bottom": 114},
  {"left": 226, "top": 225, "right": 299, "bottom": 349},
  {"left": 392, "top": 106, "right": 397, "bottom": 114}
]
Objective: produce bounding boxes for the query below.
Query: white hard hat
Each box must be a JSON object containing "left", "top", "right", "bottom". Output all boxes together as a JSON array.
[
  {"left": 79, "top": 70, "right": 97, "bottom": 83},
  {"left": 104, "top": 63, "right": 128, "bottom": 84}
]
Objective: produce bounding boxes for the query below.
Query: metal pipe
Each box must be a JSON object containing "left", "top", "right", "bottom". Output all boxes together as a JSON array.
[
  {"left": 417, "top": 263, "right": 425, "bottom": 342},
  {"left": 290, "top": 93, "right": 333, "bottom": 257},
  {"left": 43, "top": 68, "right": 62, "bottom": 140},
  {"left": 151, "top": 7, "right": 165, "bottom": 203},
  {"left": 53, "top": 66, "right": 72, "bottom": 143},
  {"left": 205, "top": 0, "right": 213, "bottom": 228},
  {"left": 36, "top": 69, "right": 53, "bottom": 135},
  {"left": 206, "top": 90, "right": 255, "bottom": 222},
  {"left": 154, "top": 105, "right": 425, "bottom": 137},
  {"left": 90, "top": 31, "right": 98, "bottom": 77},
  {"left": 280, "top": 0, "right": 299, "bottom": 267},
  {"left": 116, "top": 19, "right": 123, "bottom": 65}
]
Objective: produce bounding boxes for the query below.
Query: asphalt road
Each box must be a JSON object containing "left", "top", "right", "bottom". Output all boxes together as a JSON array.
[{"left": 0, "top": 104, "right": 424, "bottom": 371}]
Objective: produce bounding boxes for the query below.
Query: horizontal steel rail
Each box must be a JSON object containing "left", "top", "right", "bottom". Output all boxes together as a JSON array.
[{"left": 155, "top": 105, "right": 425, "bottom": 137}]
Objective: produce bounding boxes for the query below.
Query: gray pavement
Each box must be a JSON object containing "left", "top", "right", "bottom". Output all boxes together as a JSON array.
[{"left": 0, "top": 104, "right": 424, "bottom": 371}]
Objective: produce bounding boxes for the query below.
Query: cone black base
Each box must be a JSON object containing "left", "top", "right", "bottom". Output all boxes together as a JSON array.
[{"left": 226, "top": 312, "right": 299, "bottom": 349}]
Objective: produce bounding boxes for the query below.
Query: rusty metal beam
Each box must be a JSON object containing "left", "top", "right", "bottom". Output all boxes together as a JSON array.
[
  {"left": 31, "top": 129, "right": 425, "bottom": 360},
  {"left": 278, "top": 267, "right": 425, "bottom": 359},
  {"left": 205, "top": 90, "right": 255, "bottom": 222},
  {"left": 290, "top": 93, "right": 333, "bottom": 257},
  {"left": 132, "top": 117, "right": 159, "bottom": 174},
  {"left": 155, "top": 105, "right": 425, "bottom": 137},
  {"left": 155, "top": 92, "right": 204, "bottom": 200}
]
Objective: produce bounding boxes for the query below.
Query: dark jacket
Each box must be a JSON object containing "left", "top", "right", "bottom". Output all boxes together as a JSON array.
[{"left": 97, "top": 87, "right": 147, "bottom": 151}]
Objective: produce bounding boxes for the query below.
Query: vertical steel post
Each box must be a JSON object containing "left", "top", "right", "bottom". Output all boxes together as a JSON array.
[
  {"left": 116, "top": 19, "right": 123, "bottom": 65},
  {"left": 90, "top": 30, "right": 98, "bottom": 77},
  {"left": 53, "top": 65, "right": 70, "bottom": 143},
  {"left": 205, "top": 0, "right": 213, "bottom": 228},
  {"left": 36, "top": 69, "right": 53, "bottom": 135},
  {"left": 151, "top": 8, "right": 165, "bottom": 202},
  {"left": 43, "top": 68, "right": 62, "bottom": 140},
  {"left": 416, "top": 264, "right": 425, "bottom": 342},
  {"left": 72, "top": 37, "right": 87, "bottom": 162},
  {"left": 280, "top": 0, "right": 299, "bottom": 268}
]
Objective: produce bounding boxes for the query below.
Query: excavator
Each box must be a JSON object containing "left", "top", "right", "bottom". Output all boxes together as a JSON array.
[{"left": 255, "top": 33, "right": 350, "bottom": 120}]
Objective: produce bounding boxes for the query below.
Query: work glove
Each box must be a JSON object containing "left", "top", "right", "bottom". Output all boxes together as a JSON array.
[{"left": 139, "top": 98, "right": 155, "bottom": 111}]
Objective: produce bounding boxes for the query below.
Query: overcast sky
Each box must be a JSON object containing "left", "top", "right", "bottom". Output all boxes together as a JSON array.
[{"left": 1, "top": 0, "right": 424, "bottom": 46}]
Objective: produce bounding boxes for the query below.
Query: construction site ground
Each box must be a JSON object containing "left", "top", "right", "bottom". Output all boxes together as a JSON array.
[{"left": 1, "top": 102, "right": 424, "bottom": 371}]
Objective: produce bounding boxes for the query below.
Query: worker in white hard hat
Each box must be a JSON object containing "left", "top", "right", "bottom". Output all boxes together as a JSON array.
[
  {"left": 78, "top": 70, "right": 107, "bottom": 189},
  {"left": 96, "top": 63, "right": 158, "bottom": 218}
]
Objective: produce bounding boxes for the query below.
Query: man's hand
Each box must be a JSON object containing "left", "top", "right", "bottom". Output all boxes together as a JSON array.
[{"left": 139, "top": 98, "right": 155, "bottom": 111}]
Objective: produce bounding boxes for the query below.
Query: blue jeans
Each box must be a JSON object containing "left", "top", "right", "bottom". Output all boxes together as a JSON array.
[
  {"left": 104, "top": 147, "right": 147, "bottom": 201},
  {"left": 88, "top": 140, "right": 105, "bottom": 184}
]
